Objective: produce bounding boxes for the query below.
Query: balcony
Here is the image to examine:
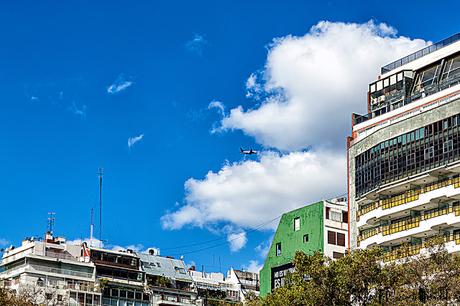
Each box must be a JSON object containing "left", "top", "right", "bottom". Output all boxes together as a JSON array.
[
  {"left": 358, "top": 204, "right": 460, "bottom": 248},
  {"left": 382, "top": 233, "right": 460, "bottom": 262},
  {"left": 29, "top": 264, "right": 93, "bottom": 279},
  {"left": 357, "top": 176, "right": 460, "bottom": 224}
]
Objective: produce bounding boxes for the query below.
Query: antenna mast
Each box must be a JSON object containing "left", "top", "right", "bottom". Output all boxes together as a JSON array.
[
  {"left": 98, "top": 167, "right": 104, "bottom": 244},
  {"left": 90, "top": 208, "right": 94, "bottom": 247},
  {"left": 47, "top": 212, "right": 56, "bottom": 235}
]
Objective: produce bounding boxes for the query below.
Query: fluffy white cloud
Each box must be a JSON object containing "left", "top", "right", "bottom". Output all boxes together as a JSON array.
[
  {"left": 242, "top": 260, "right": 263, "bottom": 273},
  {"left": 216, "top": 21, "right": 429, "bottom": 151},
  {"left": 128, "top": 134, "right": 144, "bottom": 148},
  {"left": 107, "top": 74, "right": 134, "bottom": 94},
  {"left": 0, "top": 238, "right": 9, "bottom": 246},
  {"left": 227, "top": 230, "right": 247, "bottom": 252},
  {"left": 162, "top": 150, "right": 345, "bottom": 229},
  {"left": 67, "top": 237, "right": 103, "bottom": 248}
]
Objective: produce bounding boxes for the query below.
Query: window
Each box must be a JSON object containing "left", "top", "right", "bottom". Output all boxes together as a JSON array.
[
  {"left": 342, "top": 211, "right": 348, "bottom": 223},
  {"left": 293, "top": 217, "right": 300, "bottom": 231},
  {"left": 330, "top": 210, "right": 342, "bottom": 222},
  {"left": 303, "top": 234, "right": 309, "bottom": 243},
  {"left": 328, "top": 231, "right": 336, "bottom": 245},
  {"left": 276, "top": 243, "right": 282, "bottom": 256},
  {"left": 333, "top": 252, "right": 344, "bottom": 259},
  {"left": 406, "top": 153, "right": 416, "bottom": 166},
  {"left": 337, "top": 233, "right": 346, "bottom": 247},
  {"left": 441, "top": 54, "right": 460, "bottom": 80},
  {"left": 325, "top": 207, "right": 330, "bottom": 219},
  {"left": 413, "top": 64, "right": 440, "bottom": 92},
  {"left": 444, "top": 140, "right": 453, "bottom": 153},
  {"left": 424, "top": 146, "right": 434, "bottom": 160}
]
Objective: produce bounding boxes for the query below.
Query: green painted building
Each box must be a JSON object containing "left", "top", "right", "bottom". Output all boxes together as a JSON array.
[{"left": 260, "top": 198, "right": 348, "bottom": 296}]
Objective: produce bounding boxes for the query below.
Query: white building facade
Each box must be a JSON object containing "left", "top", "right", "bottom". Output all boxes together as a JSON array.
[{"left": 348, "top": 33, "right": 460, "bottom": 261}]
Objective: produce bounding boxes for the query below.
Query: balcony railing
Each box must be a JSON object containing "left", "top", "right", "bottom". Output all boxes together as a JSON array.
[
  {"left": 381, "top": 33, "right": 460, "bottom": 74},
  {"left": 357, "top": 176, "right": 460, "bottom": 218},
  {"left": 354, "top": 70, "right": 460, "bottom": 125},
  {"left": 30, "top": 264, "right": 93, "bottom": 279},
  {"left": 383, "top": 233, "right": 460, "bottom": 262},
  {"left": 45, "top": 250, "right": 77, "bottom": 262},
  {"left": 358, "top": 205, "right": 460, "bottom": 244}
]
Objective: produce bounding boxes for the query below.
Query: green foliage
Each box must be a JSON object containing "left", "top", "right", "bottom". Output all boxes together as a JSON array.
[{"left": 253, "top": 242, "right": 460, "bottom": 306}]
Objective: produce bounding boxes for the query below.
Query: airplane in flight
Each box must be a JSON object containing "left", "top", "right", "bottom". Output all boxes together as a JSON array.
[{"left": 240, "top": 148, "right": 258, "bottom": 155}]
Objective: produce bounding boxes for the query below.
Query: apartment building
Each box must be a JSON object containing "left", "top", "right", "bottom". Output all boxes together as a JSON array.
[
  {"left": 138, "top": 252, "right": 196, "bottom": 305},
  {"left": 226, "top": 268, "right": 259, "bottom": 302},
  {"left": 0, "top": 233, "right": 101, "bottom": 306},
  {"left": 259, "top": 198, "right": 348, "bottom": 296},
  {"left": 349, "top": 33, "right": 460, "bottom": 261}
]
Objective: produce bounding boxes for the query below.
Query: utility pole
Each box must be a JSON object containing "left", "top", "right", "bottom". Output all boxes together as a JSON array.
[{"left": 98, "top": 168, "right": 104, "bottom": 244}]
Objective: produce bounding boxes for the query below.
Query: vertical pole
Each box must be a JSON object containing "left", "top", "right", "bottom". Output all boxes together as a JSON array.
[
  {"left": 98, "top": 168, "right": 104, "bottom": 244},
  {"left": 90, "top": 208, "right": 94, "bottom": 247}
]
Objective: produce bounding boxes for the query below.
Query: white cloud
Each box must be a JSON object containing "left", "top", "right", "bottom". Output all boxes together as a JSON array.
[
  {"left": 128, "top": 134, "right": 144, "bottom": 148},
  {"left": 227, "top": 230, "right": 247, "bottom": 252},
  {"left": 162, "top": 150, "right": 345, "bottom": 230},
  {"left": 69, "top": 101, "right": 87, "bottom": 118},
  {"left": 186, "top": 34, "right": 207, "bottom": 55},
  {"left": 111, "top": 244, "right": 160, "bottom": 255},
  {"left": 215, "top": 20, "right": 429, "bottom": 151},
  {"left": 245, "top": 73, "right": 263, "bottom": 99},
  {"left": 242, "top": 260, "right": 263, "bottom": 273},
  {"left": 0, "top": 238, "right": 9, "bottom": 246},
  {"left": 255, "top": 238, "right": 272, "bottom": 259},
  {"left": 67, "top": 237, "right": 103, "bottom": 248},
  {"left": 208, "top": 101, "right": 225, "bottom": 117},
  {"left": 107, "top": 74, "right": 134, "bottom": 94}
]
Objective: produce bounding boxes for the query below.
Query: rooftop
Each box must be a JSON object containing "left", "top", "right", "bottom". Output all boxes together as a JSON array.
[{"left": 381, "top": 32, "right": 460, "bottom": 74}]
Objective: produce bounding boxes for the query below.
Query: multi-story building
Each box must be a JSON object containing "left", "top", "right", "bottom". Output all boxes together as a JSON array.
[
  {"left": 348, "top": 33, "right": 460, "bottom": 261},
  {"left": 259, "top": 198, "right": 348, "bottom": 296},
  {"left": 0, "top": 232, "right": 101, "bottom": 306},
  {"left": 225, "top": 268, "right": 260, "bottom": 302},
  {"left": 86, "top": 246, "right": 149, "bottom": 306},
  {"left": 188, "top": 269, "right": 241, "bottom": 305},
  {"left": 138, "top": 251, "right": 196, "bottom": 305}
]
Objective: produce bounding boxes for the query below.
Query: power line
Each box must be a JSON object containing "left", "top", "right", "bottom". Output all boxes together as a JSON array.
[{"left": 166, "top": 215, "right": 282, "bottom": 256}]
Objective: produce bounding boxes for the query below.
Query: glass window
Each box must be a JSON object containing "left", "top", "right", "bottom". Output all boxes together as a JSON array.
[
  {"left": 303, "top": 234, "right": 309, "bottom": 243},
  {"left": 444, "top": 140, "right": 453, "bottom": 153},
  {"left": 333, "top": 252, "right": 344, "bottom": 259},
  {"left": 275, "top": 243, "right": 281, "bottom": 256},
  {"left": 293, "top": 217, "right": 300, "bottom": 231},
  {"left": 330, "top": 211, "right": 342, "bottom": 222},
  {"left": 328, "top": 231, "right": 336, "bottom": 245},
  {"left": 337, "top": 233, "right": 346, "bottom": 247},
  {"left": 424, "top": 146, "right": 434, "bottom": 160}
]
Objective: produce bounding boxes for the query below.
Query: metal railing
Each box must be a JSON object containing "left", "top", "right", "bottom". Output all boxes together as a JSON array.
[
  {"left": 381, "top": 33, "right": 460, "bottom": 74},
  {"left": 357, "top": 176, "right": 460, "bottom": 218},
  {"left": 354, "top": 71, "right": 460, "bottom": 125},
  {"left": 358, "top": 205, "right": 460, "bottom": 244},
  {"left": 383, "top": 233, "right": 460, "bottom": 262},
  {"left": 30, "top": 264, "right": 93, "bottom": 279}
]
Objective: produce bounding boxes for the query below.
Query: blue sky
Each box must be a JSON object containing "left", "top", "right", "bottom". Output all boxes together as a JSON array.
[{"left": 0, "top": 1, "right": 459, "bottom": 272}]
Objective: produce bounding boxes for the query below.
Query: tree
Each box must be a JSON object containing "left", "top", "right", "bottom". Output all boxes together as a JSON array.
[{"left": 256, "top": 240, "right": 460, "bottom": 306}]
